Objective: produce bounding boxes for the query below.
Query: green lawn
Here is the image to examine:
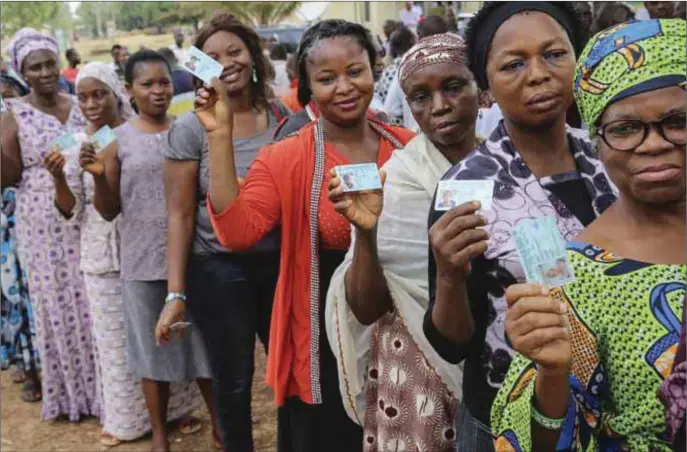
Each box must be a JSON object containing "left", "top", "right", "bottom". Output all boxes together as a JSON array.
[{"left": 74, "top": 32, "right": 179, "bottom": 63}]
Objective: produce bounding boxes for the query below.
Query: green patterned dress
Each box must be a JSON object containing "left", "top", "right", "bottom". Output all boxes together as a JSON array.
[{"left": 491, "top": 241, "right": 685, "bottom": 451}]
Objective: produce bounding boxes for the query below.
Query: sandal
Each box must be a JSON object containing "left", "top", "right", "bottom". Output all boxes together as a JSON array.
[
  {"left": 179, "top": 416, "right": 202, "bottom": 435},
  {"left": 10, "top": 367, "right": 27, "bottom": 384},
  {"left": 100, "top": 432, "right": 122, "bottom": 447},
  {"left": 19, "top": 380, "right": 42, "bottom": 403}
]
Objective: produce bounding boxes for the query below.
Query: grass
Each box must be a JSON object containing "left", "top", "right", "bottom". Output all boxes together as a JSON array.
[{"left": 73, "top": 32, "right": 179, "bottom": 63}]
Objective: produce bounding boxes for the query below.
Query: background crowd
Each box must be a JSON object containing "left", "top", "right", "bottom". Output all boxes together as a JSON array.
[{"left": 1, "top": 2, "right": 685, "bottom": 452}]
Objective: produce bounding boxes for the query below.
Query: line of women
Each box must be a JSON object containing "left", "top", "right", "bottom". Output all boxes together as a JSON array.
[{"left": 1, "top": 6, "right": 685, "bottom": 452}]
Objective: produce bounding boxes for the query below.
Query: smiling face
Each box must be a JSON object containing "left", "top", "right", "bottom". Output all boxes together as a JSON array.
[
  {"left": 202, "top": 30, "right": 253, "bottom": 96},
  {"left": 21, "top": 49, "right": 60, "bottom": 96},
  {"left": 485, "top": 12, "right": 576, "bottom": 129},
  {"left": 127, "top": 61, "right": 173, "bottom": 117},
  {"left": 402, "top": 61, "right": 478, "bottom": 151},
  {"left": 306, "top": 36, "right": 374, "bottom": 127},
  {"left": 597, "top": 86, "right": 686, "bottom": 206},
  {"left": 77, "top": 77, "right": 119, "bottom": 129}
]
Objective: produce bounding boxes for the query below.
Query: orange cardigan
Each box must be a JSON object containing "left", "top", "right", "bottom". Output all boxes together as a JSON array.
[{"left": 208, "top": 119, "right": 414, "bottom": 406}]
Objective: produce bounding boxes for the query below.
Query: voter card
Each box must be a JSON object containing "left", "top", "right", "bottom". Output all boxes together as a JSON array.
[
  {"left": 169, "top": 321, "right": 191, "bottom": 331},
  {"left": 435, "top": 180, "right": 494, "bottom": 211},
  {"left": 52, "top": 132, "right": 78, "bottom": 152},
  {"left": 335, "top": 163, "right": 382, "bottom": 192},
  {"left": 181, "top": 46, "right": 223, "bottom": 85},
  {"left": 512, "top": 216, "right": 576, "bottom": 288},
  {"left": 89, "top": 125, "right": 116, "bottom": 150}
]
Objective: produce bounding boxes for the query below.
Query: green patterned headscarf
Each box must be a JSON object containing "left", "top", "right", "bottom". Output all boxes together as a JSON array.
[{"left": 573, "top": 19, "right": 686, "bottom": 137}]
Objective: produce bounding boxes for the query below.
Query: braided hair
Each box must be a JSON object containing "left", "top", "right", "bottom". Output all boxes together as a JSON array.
[{"left": 296, "top": 19, "right": 377, "bottom": 108}]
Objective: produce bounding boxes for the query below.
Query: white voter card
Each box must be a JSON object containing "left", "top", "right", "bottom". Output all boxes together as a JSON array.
[
  {"left": 89, "top": 125, "right": 116, "bottom": 150},
  {"left": 52, "top": 133, "right": 78, "bottom": 152},
  {"left": 181, "top": 46, "right": 223, "bottom": 85},
  {"left": 335, "top": 163, "right": 382, "bottom": 192},
  {"left": 512, "top": 216, "right": 576, "bottom": 288},
  {"left": 435, "top": 180, "right": 494, "bottom": 211}
]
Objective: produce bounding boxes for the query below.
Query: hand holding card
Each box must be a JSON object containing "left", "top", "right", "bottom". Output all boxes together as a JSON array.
[
  {"left": 328, "top": 165, "right": 385, "bottom": 232},
  {"left": 181, "top": 47, "right": 223, "bottom": 85},
  {"left": 435, "top": 180, "right": 494, "bottom": 211},
  {"left": 195, "top": 78, "right": 234, "bottom": 136},
  {"left": 89, "top": 125, "right": 116, "bottom": 150},
  {"left": 79, "top": 141, "right": 105, "bottom": 176}
]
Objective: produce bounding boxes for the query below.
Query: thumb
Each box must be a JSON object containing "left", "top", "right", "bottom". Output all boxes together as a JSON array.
[
  {"left": 379, "top": 169, "right": 387, "bottom": 187},
  {"left": 211, "top": 77, "right": 230, "bottom": 109}
]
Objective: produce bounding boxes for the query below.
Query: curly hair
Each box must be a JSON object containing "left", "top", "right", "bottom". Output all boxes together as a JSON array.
[
  {"left": 464, "top": 2, "right": 586, "bottom": 90},
  {"left": 194, "top": 12, "right": 269, "bottom": 109},
  {"left": 296, "top": 19, "right": 377, "bottom": 108}
]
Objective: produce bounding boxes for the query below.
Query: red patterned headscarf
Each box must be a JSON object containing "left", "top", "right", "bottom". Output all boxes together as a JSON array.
[{"left": 398, "top": 32, "right": 468, "bottom": 86}]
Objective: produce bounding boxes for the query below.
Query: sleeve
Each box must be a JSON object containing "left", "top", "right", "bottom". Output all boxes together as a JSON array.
[
  {"left": 164, "top": 114, "right": 204, "bottom": 161},
  {"left": 53, "top": 148, "right": 85, "bottom": 225},
  {"left": 491, "top": 288, "right": 605, "bottom": 452},
  {"left": 207, "top": 144, "right": 282, "bottom": 250}
]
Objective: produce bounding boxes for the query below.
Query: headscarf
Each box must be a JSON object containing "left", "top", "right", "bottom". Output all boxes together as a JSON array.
[
  {"left": 398, "top": 32, "right": 468, "bottom": 85},
  {"left": 75, "top": 62, "right": 135, "bottom": 120},
  {"left": 574, "top": 19, "right": 687, "bottom": 137},
  {"left": 468, "top": 2, "right": 581, "bottom": 90},
  {"left": 6, "top": 28, "right": 59, "bottom": 76}
]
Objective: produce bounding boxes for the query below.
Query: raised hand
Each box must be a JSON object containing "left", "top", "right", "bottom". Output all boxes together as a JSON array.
[
  {"left": 327, "top": 168, "right": 385, "bottom": 232},
  {"left": 429, "top": 201, "right": 489, "bottom": 284},
  {"left": 195, "top": 77, "right": 233, "bottom": 136},
  {"left": 44, "top": 148, "right": 66, "bottom": 181},
  {"left": 505, "top": 283, "right": 572, "bottom": 374},
  {"left": 78, "top": 142, "right": 105, "bottom": 176}
]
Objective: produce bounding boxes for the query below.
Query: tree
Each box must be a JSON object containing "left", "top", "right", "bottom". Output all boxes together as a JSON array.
[
  {"left": 159, "top": 2, "right": 217, "bottom": 32},
  {"left": 1, "top": 2, "right": 62, "bottom": 36},
  {"left": 220, "top": 2, "right": 302, "bottom": 27}
]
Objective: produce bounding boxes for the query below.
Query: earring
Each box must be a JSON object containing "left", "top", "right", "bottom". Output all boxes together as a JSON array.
[{"left": 252, "top": 68, "right": 258, "bottom": 83}]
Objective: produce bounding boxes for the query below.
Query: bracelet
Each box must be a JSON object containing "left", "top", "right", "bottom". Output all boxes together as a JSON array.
[
  {"left": 531, "top": 401, "right": 565, "bottom": 430},
  {"left": 165, "top": 292, "right": 187, "bottom": 304}
]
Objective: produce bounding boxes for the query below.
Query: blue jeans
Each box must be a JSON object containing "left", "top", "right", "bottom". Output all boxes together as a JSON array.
[
  {"left": 186, "top": 252, "right": 279, "bottom": 452},
  {"left": 455, "top": 402, "right": 495, "bottom": 452}
]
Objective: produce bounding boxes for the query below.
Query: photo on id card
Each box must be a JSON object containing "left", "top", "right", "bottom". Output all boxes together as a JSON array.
[
  {"left": 434, "top": 180, "right": 494, "bottom": 211},
  {"left": 181, "top": 47, "right": 223, "bottom": 85},
  {"left": 334, "top": 163, "right": 382, "bottom": 192},
  {"left": 512, "top": 216, "right": 576, "bottom": 288}
]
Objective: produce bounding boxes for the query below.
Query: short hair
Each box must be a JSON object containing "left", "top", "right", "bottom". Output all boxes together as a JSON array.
[
  {"left": 66, "top": 48, "right": 78, "bottom": 60},
  {"left": 111, "top": 44, "right": 122, "bottom": 56},
  {"left": 270, "top": 43, "right": 289, "bottom": 61},
  {"left": 124, "top": 49, "right": 171, "bottom": 86},
  {"left": 389, "top": 26, "right": 416, "bottom": 58},
  {"left": 194, "top": 12, "right": 269, "bottom": 109},
  {"left": 296, "top": 19, "right": 377, "bottom": 107},
  {"left": 156, "top": 47, "right": 177, "bottom": 65},
  {"left": 417, "top": 15, "right": 449, "bottom": 39}
]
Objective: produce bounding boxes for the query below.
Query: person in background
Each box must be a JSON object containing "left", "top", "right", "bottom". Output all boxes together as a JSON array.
[
  {"left": 1, "top": 28, "right": 98, "bottom": 420},
  {"left": 637, "top": 1, "right": 676, "bottom": 19},
  {"left": 417, "top": 14, "right": 449, "bottom": 39},
  {"left": 493, "top": 19, "right": 685, "bottom": 451},
  {"left": 270, "top": 43, "right": 291, "bottom": 98},
  {"left": 591, "top": 2, "right": 636, "bottom": 34},
  {"left": 1, "top": 72, "right": 27, "bottom": 99},
  {"left": 446, "top": 7, "right": 459, "bottom": 33},
  {"left": 374, "top": 26, "right": 416, "bottom": 120},
  {"left": 198, "top": 19, "right": 414, "bottom": 451},
  {"left": 381, "top": 20, "right": 398, "bottom": 57},
  {"left": 401, "top": 1, "right": 422, "bottom": 29},
  {"left": 280, "top": 53, "right": 301, "bottom": 112},
  {"left": 675, "top": 1, "right": 686, "bottom": 18},
  {"left": 62, "top": 48, "right": 81, "bottom": 86},
  {"left": 326, "top": 33, "right": 482, "bottom": 451},
  {"left": 111, "top": 44, "right": 122, "bottom": 73},
  {"left": 574, "top": 1, "right": 593, "bottom": 43},
  {"left": 44, "top": 61, "right": 202, "bottom": 448},
  {"left": 154, "top": 13, "right": 289, "bottom": 452},
  {"left": 86, "top": 50, "right": 219, "bottom": 452},
  {"left": 423, "top": 3, "right": 614, "bottom": 451},
  {"left": 170, "top": 30, "right": 188, "bottom": 63},
  {"left": 157, "top": 48, "right": 194, "bottom": 96}
]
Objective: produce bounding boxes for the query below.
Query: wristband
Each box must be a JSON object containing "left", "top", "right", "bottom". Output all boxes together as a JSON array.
[
  {"left": 531, "top": 402, "right": 565, "bottom": 430},
  {"left": 165, "top": 292, "right": 187, "bottom": 304}
]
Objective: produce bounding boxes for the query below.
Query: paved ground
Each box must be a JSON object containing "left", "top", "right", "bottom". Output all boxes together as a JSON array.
[{"left": 0, "top": 347, "right": 277, "bottom": 452}]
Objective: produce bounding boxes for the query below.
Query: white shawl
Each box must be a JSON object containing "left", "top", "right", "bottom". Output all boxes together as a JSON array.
[{"left": 325, "top": 133, "right": 464, "bottom": 424}]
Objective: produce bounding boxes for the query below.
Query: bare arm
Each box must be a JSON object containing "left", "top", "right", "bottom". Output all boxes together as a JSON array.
[
  {"left": 344, "top": 227, "right": 393, "bottom": 325},
  {"left": 90, "top": 144, "right": 121, "bottom": 221},
  {"left": 1, "top": 111, "right": 22, "bottom": 188},
  {"left": 207, "top": 130, "right": 240, "bottom": 213},
  {"left": 165, "top": 159, "right": 198, "bottom": 294},
  {"left": 44, "top": 150, "right": 77, "bottom": 218}
]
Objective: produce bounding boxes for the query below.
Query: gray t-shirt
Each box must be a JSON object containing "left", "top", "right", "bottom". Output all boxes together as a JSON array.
[{"left": 164, "top": 110, "right": 282, "bottom": 255}]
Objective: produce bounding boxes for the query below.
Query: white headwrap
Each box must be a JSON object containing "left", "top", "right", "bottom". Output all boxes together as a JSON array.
[
  {"left": 75, "top": 62, "right": 134, "bottom": 120},
  {"left": 7, "top": 28, "right": 59, "bottom": 75}
]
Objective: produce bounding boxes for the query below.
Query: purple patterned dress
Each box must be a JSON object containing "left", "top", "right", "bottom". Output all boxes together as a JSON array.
[{"left": 6, "top": 97, "right": 100, "bottom": 421}]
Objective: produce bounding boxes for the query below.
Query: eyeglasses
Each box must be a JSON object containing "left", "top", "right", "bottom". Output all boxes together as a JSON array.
[{"left": 596, "top": 112, "right": 686, "bottom": 151}]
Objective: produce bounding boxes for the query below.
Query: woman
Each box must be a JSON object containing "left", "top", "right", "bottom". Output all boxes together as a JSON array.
[
  {"left": 421, "top": 3, "right": 616, "bottom": 450},
  {"left": 1, "top": 28, "right": 99, "bottom": 421},
  {"left": 326, "top": 33, "right": 481, "bottom": 450},
  {"left": 43, "top": 62, "right": 202, "bottom": 447},
  {"left": 197, "top": 20, "right": 414, "bottom": 451},
  {"left": 492, "top": 19, "right": 686, "bottom": 451},
  {"left": 84, "top": 51, "right": 218, "bottom": 452},
  {"left": 373, "top": 26, "right": 416, "bottom": 109},
  {"left": 154, "top": 13, "right": 288, "bottom": 452}
]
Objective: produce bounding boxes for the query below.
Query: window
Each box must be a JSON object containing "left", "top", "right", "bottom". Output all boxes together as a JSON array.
[{"left": 364, "top": 1, "right": 371, "bottom": 22}]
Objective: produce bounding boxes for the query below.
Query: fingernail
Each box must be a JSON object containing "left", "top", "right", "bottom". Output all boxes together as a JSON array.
[
  {"left": 559, "top": 303, "right": 568, "bottom": 313},
  {"left": 473, "top": 201, "right": 481, "bottom": 209}
]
